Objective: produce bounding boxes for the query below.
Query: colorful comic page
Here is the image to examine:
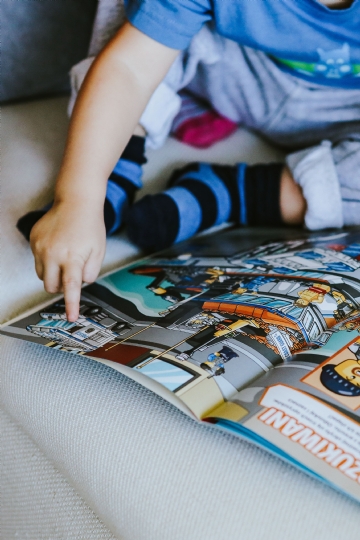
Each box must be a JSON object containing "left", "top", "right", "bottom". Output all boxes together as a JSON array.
[
  {"left": 3, "top": 229, "right": 360, "bottom": 424},
  {"left": 206, "top": 339, "right": 360, "bottom": 501},
  {"left": 3, "top": 228, "right": 360, "bottom": 498}
]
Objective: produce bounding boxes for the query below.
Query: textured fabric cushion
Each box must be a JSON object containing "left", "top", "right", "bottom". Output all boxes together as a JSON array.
[
  {"left": 2, "top": 337, "right": 360, "bottom": 539},
  {"left": 0, "top": 0, "right": 97, "bottom": 102},
  {"left": 0, "top": 408, "right": 116, "bottom": 539}
]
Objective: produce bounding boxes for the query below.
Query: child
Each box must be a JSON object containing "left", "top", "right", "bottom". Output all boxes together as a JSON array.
[{"left": 18, "top": 0, "right": 360, "bottom": 322}]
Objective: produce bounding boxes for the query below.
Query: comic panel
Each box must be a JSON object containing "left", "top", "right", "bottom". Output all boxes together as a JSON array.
[
  {"left": 302, "top": 338, "right": 360, "bottom": 411},
  {"left": 206, "top": 348, "right": 360, "bottom": 428},
  {"left": 226, "top": 231, "right": 360, "bottom": 280},
  {"left": 1, "top": 298, "right": 224, "bottom": 418},
  {"left": 207, "top": 365, "right": 360, "bottom": 501},
  {"left": 119, "top": 260, "right": 360, "bottom": 359},
  {"left": 246, "top": 385, "right": 360, "bottom": 502},
  {"left": 208, "top": 332, "right": 360, "bottom": 499},
  {"left": 6, "top": 262, "right": 326, "bottom": 419}
]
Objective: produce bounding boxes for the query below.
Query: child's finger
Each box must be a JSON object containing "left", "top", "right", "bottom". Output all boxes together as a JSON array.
[
  {"left": 82, "top": 250, "right": 103, "bottom": 284},
  {"left": 62, "top": 262, "right": 83, "bottom": 322},
  {"left": 34, "top": 256, "right": 44, "bottom": 281},
  {"left": 43, "top": 262, "right": 62, "bottom": 294}
]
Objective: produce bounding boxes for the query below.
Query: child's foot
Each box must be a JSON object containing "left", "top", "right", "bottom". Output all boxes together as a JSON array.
[
  {"left": 17, "top": 136, "right": 146, "bottom": 241},
  {"left": 171, "top": 92, "right": 238, "bottom": 149},
  {"left": 126, "top": 161, "right": 284, "bottom": 251}
]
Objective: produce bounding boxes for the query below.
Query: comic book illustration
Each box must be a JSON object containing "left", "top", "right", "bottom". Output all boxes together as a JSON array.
[
  {"left": 214, "top": 333, "right": 360, "bottom": 501},
  {"left": 2, "top": 227, "right": 360, "bottom": 501}
]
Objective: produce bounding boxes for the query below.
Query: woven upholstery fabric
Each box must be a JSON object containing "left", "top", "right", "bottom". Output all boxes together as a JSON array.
[
  {"left": 1, "top": 336, "right": 360, "bottom": 540},
  {"left": 0, "top": 408, "right": 117, "bottom": 539}
]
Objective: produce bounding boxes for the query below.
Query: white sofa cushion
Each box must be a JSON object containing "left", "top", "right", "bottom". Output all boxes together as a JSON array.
[{"left": 1, "top": 408, "right": 116, "bottom": 539}]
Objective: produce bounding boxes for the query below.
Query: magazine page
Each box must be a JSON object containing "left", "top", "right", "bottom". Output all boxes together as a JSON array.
[
  {"left": 1, "top": 252, "right": 283, "bottom": 420},
  {"left": 207, "top": 321, "right": 360, "bottom": 502},
  {"left": 3, "top": 227, "right": 360, "bottom": 425},
  {"left": 0, "top": 227, "right": 304, "bottom": 419}
]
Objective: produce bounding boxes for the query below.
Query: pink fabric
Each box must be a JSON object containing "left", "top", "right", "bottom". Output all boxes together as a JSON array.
[{"left": 173, "top": 111, "right": 238, "bottom": 149}]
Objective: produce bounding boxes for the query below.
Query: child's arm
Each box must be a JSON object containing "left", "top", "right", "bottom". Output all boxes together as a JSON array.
[{"left": 30, "top": 23, "right": 179, "bottom": 322}]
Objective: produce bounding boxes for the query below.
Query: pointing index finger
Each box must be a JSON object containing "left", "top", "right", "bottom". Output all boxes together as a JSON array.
[{"left": 62, "top": 261, "right": 84, "bottom": 322}]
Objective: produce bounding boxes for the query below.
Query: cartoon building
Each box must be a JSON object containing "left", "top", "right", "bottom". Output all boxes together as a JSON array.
[
  {"left": 26, "top": 306, "right": 126, "bottom": 352},
  {"left": 201, "top": 291, "right": 331, "bottom": 353},
  {"left": 230, "top": 241, "right": 360, "bottom": 274}
]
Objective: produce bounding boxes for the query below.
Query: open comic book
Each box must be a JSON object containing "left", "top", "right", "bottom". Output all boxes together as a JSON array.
[{"left": 3, "top": 227, "right": 360, "bottom": 502}]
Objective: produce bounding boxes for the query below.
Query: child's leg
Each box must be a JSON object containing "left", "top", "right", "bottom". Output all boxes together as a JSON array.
[
  {"left": 126, "top": 161, "right": 306, "bottom": 251},
  {"left": 17, "top": 134, "right": 146, "bottom": 241},
  {"left": 286, "top": 139, "right": 360, "bottom": 230},
  {"left": 126, "top": 137, "right": 360, "bottom": 253}
]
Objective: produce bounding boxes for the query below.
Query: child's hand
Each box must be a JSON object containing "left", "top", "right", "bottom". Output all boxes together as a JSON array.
[
  {"left": 26, "top": 23, "right": 179, "bottom": 324},
  {"left": 30, "top": 200, "right": 106, "bottom": 322}
]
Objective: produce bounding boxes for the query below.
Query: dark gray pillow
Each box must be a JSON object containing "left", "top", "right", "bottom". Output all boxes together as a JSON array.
[{"left": 1, "top": 0, "right": 98, "bottom": 102}]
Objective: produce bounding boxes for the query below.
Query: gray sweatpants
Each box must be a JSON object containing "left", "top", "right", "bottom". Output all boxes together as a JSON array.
[{"left": 69, "top": 24, "right": 360, "bottom": 230}]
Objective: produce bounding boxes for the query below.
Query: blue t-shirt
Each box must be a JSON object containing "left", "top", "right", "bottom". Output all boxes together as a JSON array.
[{"left": 125, "top": 0, "right": 360, "bottom": 88}]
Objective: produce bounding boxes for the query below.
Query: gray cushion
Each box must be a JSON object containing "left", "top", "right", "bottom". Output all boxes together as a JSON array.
[{"left": 0, "top": 0, "right": 98, "bottom": 102}]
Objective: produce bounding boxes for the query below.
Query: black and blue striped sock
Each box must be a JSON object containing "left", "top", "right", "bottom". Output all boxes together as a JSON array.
[
  {"left": 104, "top": 136, "right": 146, "bottom": 234},
  {"left": 17, "top": 136, "right": 146, "bottom": 241},
  {"left": 126, "top": 161, "right": 284, "bottom": 251}
]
